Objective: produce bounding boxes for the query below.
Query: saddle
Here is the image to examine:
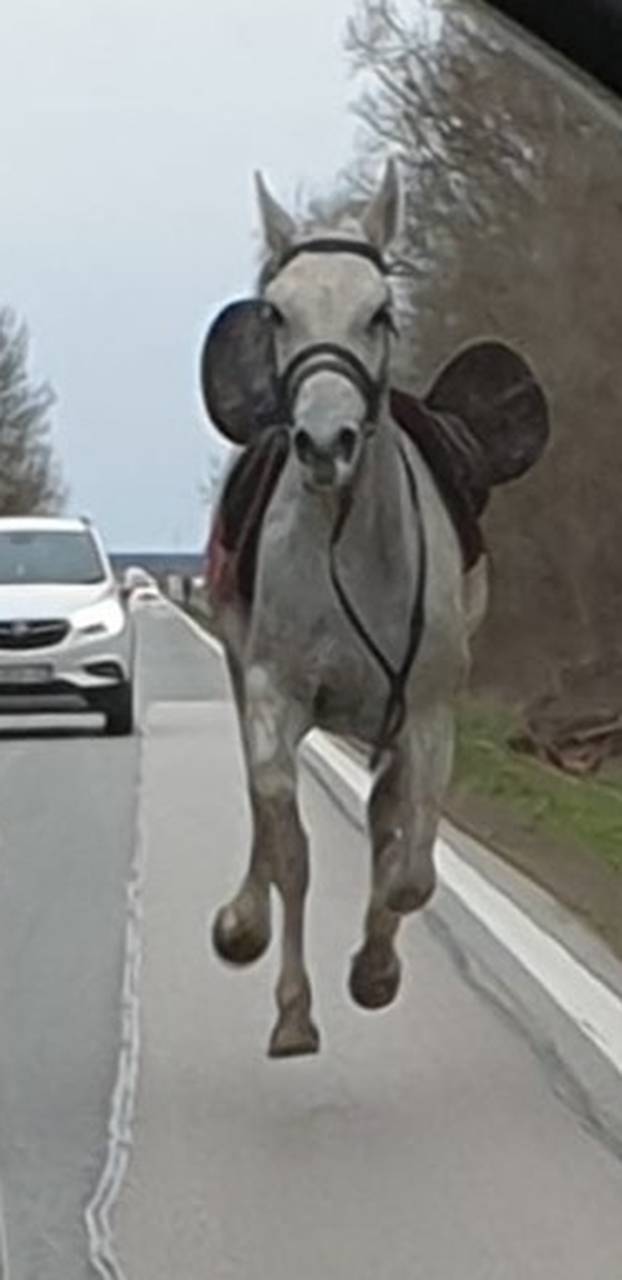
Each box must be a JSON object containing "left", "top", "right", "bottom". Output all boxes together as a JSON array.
[
  {"left": 201, "top": 326, "right": 549, "bottom": 610},
  {"left": 207, "top": 392, "right": 488, "bottom": 609}
]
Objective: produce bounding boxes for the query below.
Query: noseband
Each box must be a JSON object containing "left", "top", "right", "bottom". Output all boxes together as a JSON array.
[{"left": 271, "top": 238, "right": 390, "bottom": 424}]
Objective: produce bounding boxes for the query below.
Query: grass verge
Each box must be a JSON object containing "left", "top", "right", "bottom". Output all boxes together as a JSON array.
[
  {"left": 452, "top": 699, "right": 622, "bottom": 873},
  {"left": 448, "top": 698, "right": 622, "bottom": 958}
]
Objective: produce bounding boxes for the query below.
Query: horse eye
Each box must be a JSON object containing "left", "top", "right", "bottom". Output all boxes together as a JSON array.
[
  {"left": 369, "top": 304, "right": 397, "bottom": 335},
  {"left": 270, "top": 304, "right": 286, "bottom": 327}
]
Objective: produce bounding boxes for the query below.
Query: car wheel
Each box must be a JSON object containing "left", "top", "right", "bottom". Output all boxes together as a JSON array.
[{"left": 104, "top": 682, "right": 134, "bottom": 736}]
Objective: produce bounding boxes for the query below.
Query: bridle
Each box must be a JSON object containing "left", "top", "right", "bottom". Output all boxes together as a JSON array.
[
  {"left": 282, "top": 341, "right": 387, "bottom": 426},
  {"left": 268, "top": 237, "right": 427, "bottom": 769},
  {"left": 271, "top": 238, "right": 391, "bottom": 427}
]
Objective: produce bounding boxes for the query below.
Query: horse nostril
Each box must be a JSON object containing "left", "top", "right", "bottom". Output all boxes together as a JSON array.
[
  {"left": 294, "top": 429, "right": 313, "bottom": 464},
  {"left": 337, "top": 426, "right": 358, "bottom": 463},
  {"left": 294, "top": 425, "right": 358, "bottom": 472}
]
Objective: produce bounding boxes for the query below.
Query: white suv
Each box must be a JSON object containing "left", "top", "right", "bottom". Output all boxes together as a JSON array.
[{"left": 0, "top": 516, "right": 135, "bottom": 734}]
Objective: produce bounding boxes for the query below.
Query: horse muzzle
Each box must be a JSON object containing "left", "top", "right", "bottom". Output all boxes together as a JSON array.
[
  {"left": 292, "top": 418, "right": 362, "bottom": 491},
  {"left": 288, "top": 363, "right": 369, "bottom": 491}
]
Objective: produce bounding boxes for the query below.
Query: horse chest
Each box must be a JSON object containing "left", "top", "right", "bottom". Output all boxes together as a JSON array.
[{"left": 256, "top": 538, "right": 414, "bottom": 735}]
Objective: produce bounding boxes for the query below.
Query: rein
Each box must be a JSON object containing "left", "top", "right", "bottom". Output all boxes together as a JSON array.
[{"left": 329, "top": 444, "right": 427, "bottom": 770}]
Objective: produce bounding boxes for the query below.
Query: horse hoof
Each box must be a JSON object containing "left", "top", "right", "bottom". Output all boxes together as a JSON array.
[
  {"left": 349, "top": 944, "right": 401, "bottom": 1010},
  {"left": 268, "top": 1017, "right": 321, "bottom": 1059},
  {"left": 212, "top": 900, "right": 270, "bottom": 967}
]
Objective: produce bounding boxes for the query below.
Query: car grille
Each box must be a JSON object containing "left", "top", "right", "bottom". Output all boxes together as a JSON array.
[{"left": 0, "top": 619, "right": 69, "bottom": 650}]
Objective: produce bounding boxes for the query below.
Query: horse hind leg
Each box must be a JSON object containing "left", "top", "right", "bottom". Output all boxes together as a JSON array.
[{"left": 349, "top": 702, "right": 454, "bottom": 1010}]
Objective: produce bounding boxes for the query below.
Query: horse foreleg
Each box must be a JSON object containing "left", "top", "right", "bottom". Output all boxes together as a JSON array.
[
  {"left": 211, "top": 790, "right": 273, "bottom": 966},
  {"left": 265, "top": 789, "right": 318, "bottom": 1058},
  {"left": 350, "top": 701, "right": 454, "bottom": 1010},
  {"left": 212, "top": 651, "right": 273, "bottom": 966},
  {"left": 221, "top": 663, "right": 317, "bottom": 1057}
]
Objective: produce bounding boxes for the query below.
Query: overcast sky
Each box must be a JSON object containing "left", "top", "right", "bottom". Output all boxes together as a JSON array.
[{"left": 0, "top": 0, "right": 361, "bottom": 550}]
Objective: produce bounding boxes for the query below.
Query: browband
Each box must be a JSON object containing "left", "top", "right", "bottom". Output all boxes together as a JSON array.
[{"left": 278, "top": 238, "right": 388, "bottom": 275}]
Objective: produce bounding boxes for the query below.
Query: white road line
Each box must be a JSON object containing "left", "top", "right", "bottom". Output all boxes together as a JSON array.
[
  {"left": 436, "top": 838, "right": 622, "bottom": 1070},
  {"left": 169, "top": 601, "right": 222, "bottom": 654},
  {"left": 84, "top": 766, "right": 146, "bottom": 1279},
  {"left": 174, "top": 600, "right": 622, "bottom": 1078},
  {"left": 0, "top": 1181, "right": 10, "bottom": 1280}
]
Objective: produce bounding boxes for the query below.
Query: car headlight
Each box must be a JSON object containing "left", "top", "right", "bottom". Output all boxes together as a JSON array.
[{"left": 73, "top": 598, "right": 127, "bottom": 638}]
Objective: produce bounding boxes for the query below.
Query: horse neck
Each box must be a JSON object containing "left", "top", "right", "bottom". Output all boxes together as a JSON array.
[{"left": 347, "top": 405, "right": 409, "bottom": 558}]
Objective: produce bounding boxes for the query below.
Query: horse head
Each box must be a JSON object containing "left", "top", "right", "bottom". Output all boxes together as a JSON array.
[{"left": 201, "top": 161, "right": 402, "bottom": 492}]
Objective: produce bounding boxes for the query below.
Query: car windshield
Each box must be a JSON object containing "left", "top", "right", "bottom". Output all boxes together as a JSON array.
[{"left": 0, "top": 530, "right": 106, "bottom": 585}]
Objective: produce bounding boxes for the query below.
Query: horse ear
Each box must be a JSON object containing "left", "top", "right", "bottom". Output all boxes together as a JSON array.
[
  {"left": 200, "top": 299, "right": 283, "bottom": 445},
  {"left": 362, "top": 157, "right": 402, "bottom": 252},
  {"left": 254, "top": 171, "right": 297, "bottom": 258}
]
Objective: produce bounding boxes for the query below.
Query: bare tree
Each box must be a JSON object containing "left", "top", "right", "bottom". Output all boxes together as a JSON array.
[
  {"left": 344, "top": 0, "right": 549, "bottom": 361},
  {"left": 0, "top": 308, "right": 65, "bottom": 515},
  {"left": 340, "top": 0, "right": 622, "bottom": 711}
]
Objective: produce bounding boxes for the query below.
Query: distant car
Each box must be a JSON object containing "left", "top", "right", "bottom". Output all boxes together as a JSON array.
[
  {"left": 0, "top": 516, "right": 135, "bottom": 734},
  {"left": 122, "top": 565, "right": 153, "bottom": 590},
  {"left": 131, "top": 583, "right": 161, "bottom": 605},
  {"left": 120, "top": 567, "right": 161, "bottom": 607}
]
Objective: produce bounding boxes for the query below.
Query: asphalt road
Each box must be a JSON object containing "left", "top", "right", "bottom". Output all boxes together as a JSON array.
[
  {"left": 2, "top": 603, "right": 622, "bottom": 1280},
  {"left": 0, "top": 602, "right": 225, "bottom": 1280}
]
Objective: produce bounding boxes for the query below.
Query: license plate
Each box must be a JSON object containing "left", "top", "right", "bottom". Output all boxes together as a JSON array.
[{"left": 0, "top": 665, "right": 53, "bottom": 685}]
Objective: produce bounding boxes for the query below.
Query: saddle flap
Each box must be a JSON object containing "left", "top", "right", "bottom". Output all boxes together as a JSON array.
[
  {"left": 425, "top": 341, "right": 550, "bottom": 485},
  {"left": 200, "top": 299, "right": 283, "bottom": 445}
]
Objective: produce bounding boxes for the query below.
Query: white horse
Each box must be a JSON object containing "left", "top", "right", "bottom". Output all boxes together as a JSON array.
[{"left": 200, "top": 160, "right": 548, "bottom": 1057}]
